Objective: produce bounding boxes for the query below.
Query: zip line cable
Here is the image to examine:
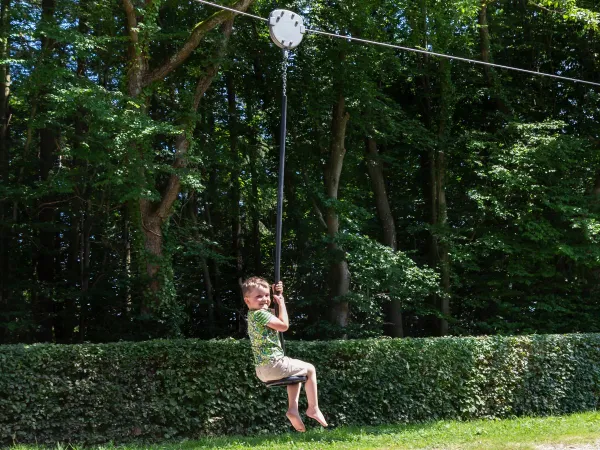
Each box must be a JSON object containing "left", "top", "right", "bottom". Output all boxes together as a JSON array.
[
  {"left": 305, "top": 28, "right": 600, "bottom": 88},
  {"left": 191, "top": 0, "right": 600, "bottom": 88},
  {"left": 191, "top": 0, "right": 268, "bottom": 22}
]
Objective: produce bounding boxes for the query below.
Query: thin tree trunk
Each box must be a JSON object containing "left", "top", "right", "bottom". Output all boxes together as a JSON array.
[
  {"left": 251, "top": 156, "right": 261, "bottom": 273},
  {"left": 366, "top": 139, "right": 397, "bottom": 249},
  {"left": 478, "top": 0, "right": 494, "bottom": 88},
  {"left": 58, "top": 13, "right": 89, "bottom": 343},
  {"left": 365, "top": 137, "right": 403, "bottom": 337},
  {"left": 594, "top": 170, "right": 600, "bottom": 198},
  {"left": 325, "top": 90, "right": 351, "bottom": 331},
  {"left": 199, "top": 106, "right": 221, "bottom": 325},
  {"left": 246, "top": 105, "right": 261, "bottom": 274},
  {"left": 122, "top": 207, "right": 132, "bottom": 318},
  {"left": 435, "top": 146, "right": 450, "bottom": 336},
  {"left": 205, "top": 162, "right": 221, "bottom": 324},
  {"left": 188, "top": 192, "right": 215, "bottom": 335},
  {"left": 225, "top": 72, "right": 244, "bottom": 333},
  {"left": 65, "top": 199, "right": 81, "bottom": 343},
  {"left": 414, "top": 50, "right": 440, "bottom": 336},
  {"left": 411, "top": 2, "right": 453, "bottom": 336},
  {"left": 0, "top": 0, "right": 10, "bottom": 337},
  {"left": 33, "top": 0, "right": 58, "bottom": 342},
  {"left": 203, "top": 190, "right": 220, "bottom": 322},
  {"left": 478, "top": 0, "right": 510, "bottom": 115},
  {"left": 78, "top": 199, "right": 91, "bottom": 342},
  {"left": 433, "top": 60, "right": 453, "bottom": 336}
]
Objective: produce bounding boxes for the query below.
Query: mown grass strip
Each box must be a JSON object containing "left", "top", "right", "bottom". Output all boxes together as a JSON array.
[{"left": 12, "top": 411, "right": 600, "bottom": 450}]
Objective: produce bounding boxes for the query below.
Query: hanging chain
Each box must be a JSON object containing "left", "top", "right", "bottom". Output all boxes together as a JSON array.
[{"left": 282, "top": 49, "right": 289, "bottom": 97}]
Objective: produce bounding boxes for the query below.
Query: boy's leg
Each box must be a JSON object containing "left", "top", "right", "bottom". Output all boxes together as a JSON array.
[
  {"left": 285, "top": 383, "right": 305, "bottom": 432},
  {"left": 288, "top": 359, "right": 328, "bottom": 427}
]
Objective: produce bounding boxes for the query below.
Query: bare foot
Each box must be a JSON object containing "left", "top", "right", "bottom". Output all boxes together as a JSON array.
[
  {"left": 286, "top": 409, "right": 305, "bottom": 432},
  {"left": 306, "top": 407, "right": 328, "bottom": 427}
]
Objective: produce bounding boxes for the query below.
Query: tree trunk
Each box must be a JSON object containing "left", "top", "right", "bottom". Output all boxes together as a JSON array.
[
  {"left": 64, "top": 198, "right": 81, "bottom": 343},
  {"left": 188, "top": 192, "right": 215, "bottom": 335},
  {"left": 478, "top": 0, "right": 494, "bottom": 88},
  {"left": 594, "top": 170, "right": 600, "bottom": 198},
  {"left": 78, "top": 199, "right": 91, "bottom": 342},
  {"left": 432, "top": 60, "right": 453, "bottom": 336},
  {"left": 420, "top": 146, "right": 451, "bottom": 336},
  {"left": 122, "top": 207, "right": 132, "bottom": 321},
  {"left": 412, "top": 18, "right": 453, "bottom": 336},
  {"left": 365, "top": 138, "right": 403, "bottom": 337},
  {"left": 325, "top": 91, "right": 351, "bottom": 331},
  {"left": 435, "top": 144, "right": 450, "bottom": 336},
  {"left": 246, "top": 104, "right": 261, "bottom": 275},
  {"left": 198, "top": 109, "right": 221, "bottom": 326},
  {"left": 366, "top": 139, "right": 397, "bottom": 249},
  {"left": 138, "top": 202, "right": 165, "bottom": 312},
  {"left": 121, "top": 0, "right": 249, "bottom": 313},
  {"left": 225, "top": 72, "right": 244, "bottom": 333},
  {"left": 0, "top": 0, "right": 10, "bottom": 338},
  {"left": 203, "top": 188, "right": 221, "bottom": 325},
  {"left": 33, "top": 0, "right": 58, "bottom": 343},
  {"left": 58, "top": 14, "right": 89, "bottom": 343},
  {"left": 478, "top": 0, "right": 510, "bottom": 115},
  {"left": 251, "top": 153, "right": 261, "bottom": 274},
  {"left": 205, "top": 159, "right": 222, "bottom": 325}
]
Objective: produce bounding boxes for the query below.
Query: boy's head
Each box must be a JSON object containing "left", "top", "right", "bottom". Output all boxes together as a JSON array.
[{"left": 242, "top": 276, "right": 271, "bottom": 310}]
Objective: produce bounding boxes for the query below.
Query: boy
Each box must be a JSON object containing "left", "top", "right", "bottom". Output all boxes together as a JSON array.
[{"left": 243, "top": 276, "right": 327, "bottom": 432}]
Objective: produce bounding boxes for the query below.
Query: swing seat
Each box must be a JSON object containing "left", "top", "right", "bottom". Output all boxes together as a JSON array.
[{"left": 265, "top": 375, "right": 307, "bottom": 388}]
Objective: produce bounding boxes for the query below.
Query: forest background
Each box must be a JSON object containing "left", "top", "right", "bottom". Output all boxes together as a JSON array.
[{"left": 0, "top": 0, "right": 599, "bottom": 345}]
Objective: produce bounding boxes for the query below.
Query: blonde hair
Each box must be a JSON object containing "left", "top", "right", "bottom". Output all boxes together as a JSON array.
[{"left": 241, "top": 276, "right": 270, "bottom": 296}]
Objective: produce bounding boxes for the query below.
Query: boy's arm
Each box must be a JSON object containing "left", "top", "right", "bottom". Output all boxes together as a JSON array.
[{"left": 266, "top": 283, "right": 289, "bottom": 332}]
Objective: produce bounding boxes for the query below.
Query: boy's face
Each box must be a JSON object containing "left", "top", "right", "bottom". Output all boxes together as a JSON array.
[{"left": 244, "top": 285, "right": 271, "bottom": 310}]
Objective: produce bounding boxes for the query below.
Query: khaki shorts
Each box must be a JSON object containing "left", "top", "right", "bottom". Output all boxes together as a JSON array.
[{"left": 255, "top": 356, "right": 308, "bottom": 383}]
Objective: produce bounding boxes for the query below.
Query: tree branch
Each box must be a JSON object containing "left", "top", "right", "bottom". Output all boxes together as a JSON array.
[
  {"left": 144, "top": 0, "right": 253, "bottom": 87},
  {"left": 155, "top": 20, "right": 235, "bottom": 221},
  {"left": 302, "top": 172, "right": 327, "bottom": 229},
  {"left": 156, "top": 134, "right": 187, "bottom": 220},
  {"left": 311, "top": 198, "right": 328, "bottom": 229},
  {"left": 193, "top": 19, "right": 234, "bottom": 110},
  {"left": 530, "top": 2, "right": 558, "bottom": 14},
  {"left": 122, "top": 0, "right": 138, "bottom": 44}
]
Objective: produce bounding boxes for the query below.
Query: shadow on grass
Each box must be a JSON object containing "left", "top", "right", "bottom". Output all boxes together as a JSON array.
[
  {"left": 12, "top": 411, "right": 600, "bottom": 450},
  {"left": 130, "top": 421, "right": 448, "bottom": 450},
  {"left": 13, "top": 421, "right": 443, "bottom": 450}
]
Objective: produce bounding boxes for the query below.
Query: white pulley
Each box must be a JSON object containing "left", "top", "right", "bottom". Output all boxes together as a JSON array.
[{"left": 268, "top": 9, "right": 305, "bottom": 49}]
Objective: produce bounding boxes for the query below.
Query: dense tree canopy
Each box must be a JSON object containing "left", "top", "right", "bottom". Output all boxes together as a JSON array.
[{"left": 0, "top": 0, "right": 598, "bottom": 344}]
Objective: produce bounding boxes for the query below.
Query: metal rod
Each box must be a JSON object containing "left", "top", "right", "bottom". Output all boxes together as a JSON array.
[
  {"left": 275, "top": 49, "right": 288, "bottom": 353},
  {"left": 274, "top": 50, "right": 288, "bottom": 285}
]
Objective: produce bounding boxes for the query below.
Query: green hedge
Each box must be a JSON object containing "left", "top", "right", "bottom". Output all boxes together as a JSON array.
[{"left": 0, "top": 334, "right": 599, "bottom": 444}]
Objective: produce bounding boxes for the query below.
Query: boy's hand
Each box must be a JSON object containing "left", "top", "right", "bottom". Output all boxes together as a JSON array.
[
  {"left": 272, "top": 281, "right": 283, "bottom": 295},
  {"left": 272, "top": 282, "right": 284, "bottom": 305},
  {"left": 268, "top": 281, "right": 289, "bottom": 332}
]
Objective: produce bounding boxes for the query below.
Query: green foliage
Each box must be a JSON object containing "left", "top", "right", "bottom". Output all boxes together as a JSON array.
[
  {"left": 1, "top": 334, "right": 598, "bottom": 445},
  {"left": 2, "top": 0, "right": 600, "bottom": 343},
  {"left": 535, "top": 0, "right": 599, "bottom": 30},
  {"left": 452, "top": 122, "right": 600, "bottom": 334},
  {"left": 332, "top": 232, "right": 440, "bottom": 335}
]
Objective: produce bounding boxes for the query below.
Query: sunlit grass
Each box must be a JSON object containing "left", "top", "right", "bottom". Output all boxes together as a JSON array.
[{"left": 12, "top": 411, "right": 600, "bottom": 450}]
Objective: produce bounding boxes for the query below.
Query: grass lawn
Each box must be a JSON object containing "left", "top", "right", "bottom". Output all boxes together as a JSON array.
[{"left": 13, "top": 411, "right": 600, "bottom": 450}]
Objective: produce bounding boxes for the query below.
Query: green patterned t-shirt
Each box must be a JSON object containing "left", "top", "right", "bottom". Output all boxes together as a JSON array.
[{"left": 247, "top": 309, "right": 284, "bottom": 367}]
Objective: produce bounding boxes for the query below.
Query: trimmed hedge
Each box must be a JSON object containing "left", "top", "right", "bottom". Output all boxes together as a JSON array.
[{"left": 0, "top": 334, "right": 599, "bottom": 444}]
